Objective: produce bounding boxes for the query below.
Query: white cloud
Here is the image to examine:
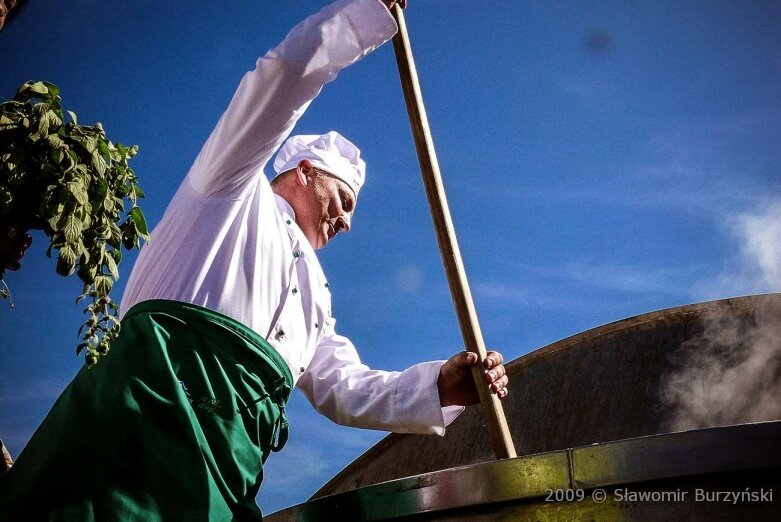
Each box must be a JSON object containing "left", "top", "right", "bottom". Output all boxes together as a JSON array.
[
  {"left": 693, "top": 198, "right": 781, "bottom": 300},
  {"left": 733, "top": 200, "right": 781, "bottom": 289}
]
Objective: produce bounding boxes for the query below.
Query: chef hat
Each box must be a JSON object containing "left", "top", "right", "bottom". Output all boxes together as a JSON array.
[{"left": 273, "top": 131, "right": 366, "bottom": 198}]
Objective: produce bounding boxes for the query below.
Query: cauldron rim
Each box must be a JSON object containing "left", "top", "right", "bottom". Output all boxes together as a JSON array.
[{"left": 268, "top": 420, "right": 781, "bottom": 520}]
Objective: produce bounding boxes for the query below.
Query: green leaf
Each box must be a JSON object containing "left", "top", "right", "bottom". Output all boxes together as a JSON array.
[
  {"left": 130, "top": 207, "right": 148, "bottom": 236},
  {"left": 99, "top": 225, "right": 112, "bottom": 240},
  {"left": 27, "top": 82, "right": 49, "bottom": 96},
  {"left": 91, "top": 151, "right": 107, "bottom": 176},
  {"left": 108, "top": 225, "right": 122, "bottom": 249},
  {"left": 67, "top": 181, "right": 90, "bottom": 206},
  {"left": 103, "top": 195, "right": 118, "bottom": 214},
  {"left": 79, "top": 245, "right": 90, "bottom": 264},
  {"left": 83, "top": 136, "right": 98, "bottom": 154},
  {"left": 98, "top": 140, "right": 111, "bottom": 160},
  {"left": 65, "top": 147, "right": 79, "bottom": 165},
  {"left": 105, "top": 253, "right": 119, "bottom": 279},
  {"left": 56, "top": 245, "right": 77, "bottom": 276},
  {"left": 121, "top": 229, "right": 135, "bottom": 250},
  {"left": 45, "top": 109, "right": 63, "bottom": 128},
  {"left": 77, "top": 264, "right": 98, "bottom": 284},
  {"left": 94, "top": 275, "right": 113, "bottom": 295},
  {"left": 94, "top": 178, "right": 108, "bottom": 199},
  {"left": 1, "top": 81, "right": 145, "bottom": 366},
  {"left": 44, "top": 82, "right": 61, "bottom": 97},
  {"left": 47, "top": 133, "right": 65, "bottom": 149},
  {"left": 37, "top": 115, "right": 50, "bottom": 137},
  {"left": 63, "top": 215, "right": 82, "bottom": 243}
]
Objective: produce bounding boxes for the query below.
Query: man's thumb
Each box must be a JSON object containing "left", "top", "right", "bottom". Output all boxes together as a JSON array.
[{"left": 453, "top": 351, "right": 478, "bottom": 367}]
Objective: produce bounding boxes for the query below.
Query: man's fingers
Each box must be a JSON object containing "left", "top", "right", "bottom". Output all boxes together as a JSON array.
[
  {"left": 383, "top": 0, "right": 407, "bottom": 11},
  {"left": 484, "top": 351, "right": 504, "bottom": 369},
  {"left": 485, "top": 363, "right": 506, "bottom": 383},
  {"left": 490, "top": 375, "right": 509, "bottom": 393},
  {"left": 452, "top": 350, "right": 505, "bottom": 371}
]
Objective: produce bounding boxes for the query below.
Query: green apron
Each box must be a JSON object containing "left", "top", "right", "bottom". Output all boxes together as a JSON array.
[{"left": 0, "top": 300, "right": 293, "bottom": 521}]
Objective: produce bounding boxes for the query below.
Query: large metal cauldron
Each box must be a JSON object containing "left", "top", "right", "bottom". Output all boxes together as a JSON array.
[{"left": 267, "top": 294, "right": 781, "bottom": 520}]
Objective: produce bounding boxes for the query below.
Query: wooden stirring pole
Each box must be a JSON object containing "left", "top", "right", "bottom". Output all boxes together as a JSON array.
[{"left": 390, "top": 5, "right": 517, "bottom": 459}]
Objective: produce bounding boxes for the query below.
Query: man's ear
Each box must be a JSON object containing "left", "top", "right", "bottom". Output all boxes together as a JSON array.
[{"left": 295, "top": 159, "right": 314, "bottom": 187}]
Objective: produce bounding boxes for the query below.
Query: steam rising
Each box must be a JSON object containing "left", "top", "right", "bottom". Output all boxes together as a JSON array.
[
  {"left": 662, "top": 200, "right": 781, "bottom": 431},
  {"left": 662, "top": 307, "right": 781, "bottom": 431}
]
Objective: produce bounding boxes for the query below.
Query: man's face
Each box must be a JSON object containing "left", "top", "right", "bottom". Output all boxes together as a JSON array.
[
  {"left": 0, "top": 0, "right": 18, "bottom": 30},
  {"left": 295, "top": 167, "right": 356, "bottom": 250}
]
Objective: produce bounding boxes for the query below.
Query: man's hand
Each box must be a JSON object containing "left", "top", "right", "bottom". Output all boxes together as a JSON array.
[
  {"left": 437, "top": 351, "right": 509, "bottom": 407},
  {"left": 380, "top": 0, "right": 407, "bottom": 12},
  {"left": 1, "top": 438, "right": 13, "bottom": 475},
  {"left": 0, "top": 223, "right": 32, "bottom": 279}
]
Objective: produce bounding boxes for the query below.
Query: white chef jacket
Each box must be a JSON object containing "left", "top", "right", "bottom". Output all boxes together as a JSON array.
[{"left": 121, "top": 0, "right": 462, "bottom": 435}]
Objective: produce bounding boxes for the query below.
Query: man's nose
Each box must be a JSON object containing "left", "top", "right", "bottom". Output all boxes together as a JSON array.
[{"left": 336, "top": 213, "right": 351, "bottom": 233}]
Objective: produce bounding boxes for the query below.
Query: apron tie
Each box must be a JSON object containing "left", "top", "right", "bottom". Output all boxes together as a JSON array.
[{"left": 270, "top": 378, "right": 291, "bottom": 452}]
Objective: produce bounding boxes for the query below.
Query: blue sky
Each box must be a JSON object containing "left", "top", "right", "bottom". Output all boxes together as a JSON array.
[{"left": 2, "top": 0, "right": 780, "bottom": 514}]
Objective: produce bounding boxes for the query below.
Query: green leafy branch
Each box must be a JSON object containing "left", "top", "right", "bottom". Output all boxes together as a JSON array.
[{"left": 0, "top": 81, "right": 149, "bottom": 366}]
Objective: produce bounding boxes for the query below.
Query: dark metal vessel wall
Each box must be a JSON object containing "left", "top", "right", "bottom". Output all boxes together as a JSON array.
[{"left": 313, "top": 293, "right": 781, "bottom": 497}]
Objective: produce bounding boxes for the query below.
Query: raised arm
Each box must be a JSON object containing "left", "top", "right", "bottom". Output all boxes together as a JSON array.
[
  {"left": 297, "top": 321, "right": 462, "bottom": 435},
  {"left": 297, "top": 317, "right": 509, "bottom": 434},
  {"left": 188, "top": 0, "right": 398, "bottom": 197}
]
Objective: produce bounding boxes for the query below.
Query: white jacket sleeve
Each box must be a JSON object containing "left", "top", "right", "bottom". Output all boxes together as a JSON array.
[
  {"left": 296, "top": 319, "right": 465, "bottom": 435},
  {"left": 188, "top": 0, "right": 397, "bottom": 198}
]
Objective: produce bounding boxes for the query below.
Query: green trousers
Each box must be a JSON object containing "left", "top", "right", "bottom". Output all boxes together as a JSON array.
[{"left": 0, "top": 300, "right": 293, "bottom": 521}]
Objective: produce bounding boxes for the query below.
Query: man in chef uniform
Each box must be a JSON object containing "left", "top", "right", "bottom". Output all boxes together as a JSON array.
[{"left": 0, "top": 0, "right": 509, "bottom": 519}]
